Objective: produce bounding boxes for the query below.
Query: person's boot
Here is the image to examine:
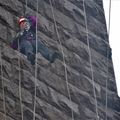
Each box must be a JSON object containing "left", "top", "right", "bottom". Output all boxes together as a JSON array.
[
  {"left": 49, "top": 52, "right": 62, "bottom": 63},
  {"left": 56, "top": 52, "right": 63, "bottom": 61},
  {"left": 27, "top": 53, "right": 35, "bottom": 65}
]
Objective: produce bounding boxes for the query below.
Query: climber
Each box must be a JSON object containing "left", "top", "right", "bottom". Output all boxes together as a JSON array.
[{"left": 11, "top": 16, "right": 61, "bottom": 65}]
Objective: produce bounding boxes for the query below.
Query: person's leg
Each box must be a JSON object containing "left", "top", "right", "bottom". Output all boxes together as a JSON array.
[
  {"left": 31, "top": 40, "right": 58, "bottom": 63},
  {"left": 20, "top": 41, "right": 35, "bottom": 64}
]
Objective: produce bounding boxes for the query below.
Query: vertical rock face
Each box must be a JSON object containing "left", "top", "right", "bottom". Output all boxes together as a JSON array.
[{"left": 0, "top": 0, "right": 120, "bottom": 120}]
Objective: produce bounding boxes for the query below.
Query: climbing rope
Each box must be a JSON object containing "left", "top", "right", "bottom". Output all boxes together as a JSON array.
[
  {"left": 105, "top": 0, "right": 112, "bottom": 120},
  {"left": 25, "top": 0, "right": 28, "bottom": 16},
  {"left": 17, "top": 38, "right": 24, "bottom": 120},
  {"left": 33, "top": 0, "right": 38, "bottom": 119},
  {"left": 0, "top": 43, "right": 7, "bottom": 120},
  {"left": 82, "top": 0, "right": 99, "bottom": 119},
  {"left": 17, "top": 0, "right": 29, "bottom": 119},
  {"left": 49, "top": 0, "right": 74, "bottom": 120}
]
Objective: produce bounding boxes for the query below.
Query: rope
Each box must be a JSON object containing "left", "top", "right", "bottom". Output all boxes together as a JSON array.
[
  {"left": 0, "top": 43, "right": 7, "bottom": 120},
  {"left": 17, "top": 0, "right": 28, "bottom": 119},
  {"left": 18, "top": 39, "right": 24, "bottom": 120},
  {"left": 49, "top": 0, "right": 74, "bottom": 120},
  {"left": 33, "top": 0, "right": 38, "bottom": 119},
  {"left": 82, "top": 0, "right": 99, "bottom": 119},
  {"left": 17, "top": 0, "right": 29, "bottom": 119},
  {"left": 24, "top": 0, "right": 28, "bottom": 16},
  {"left": 105, "top": 41, "right": 108, "bottom": 120},
  {"left": 105, "top": 0, "right": 111, "bottom": 120}
]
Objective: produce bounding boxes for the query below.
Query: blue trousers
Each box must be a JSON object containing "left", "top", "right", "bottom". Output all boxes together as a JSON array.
[{"left": 19, "top": 39, "right": 56, "bottom": 64}]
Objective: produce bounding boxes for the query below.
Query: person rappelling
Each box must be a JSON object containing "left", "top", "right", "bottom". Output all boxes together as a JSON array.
[{"left": 11, "top": 16, "right": 61, "bottom": 65}]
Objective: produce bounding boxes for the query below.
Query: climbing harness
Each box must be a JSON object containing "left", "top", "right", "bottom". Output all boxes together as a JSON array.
[
  {"left": 33, "top": 0, "right": 38, "bottom": 120},
  {"left": 82, "top": 0, "right": 99, "bottom": 119},
  {"left": 0, "top": 43, "right": 7, "bottom": 120},
  {"left": 105, "top": 0, "right": 112, "bottom": 120},
  {"left": 49, "top": 0, "right": 74, "bottom": 120}
]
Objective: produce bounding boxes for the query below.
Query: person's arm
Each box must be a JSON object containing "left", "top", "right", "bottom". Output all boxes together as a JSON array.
[{"left": 10, "top": 32, "right": 23, "bottom": 50}]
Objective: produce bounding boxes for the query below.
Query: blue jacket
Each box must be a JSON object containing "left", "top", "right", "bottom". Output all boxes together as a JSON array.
[{"left": 11, "top": 27, "right": 36, "bottom": 50}]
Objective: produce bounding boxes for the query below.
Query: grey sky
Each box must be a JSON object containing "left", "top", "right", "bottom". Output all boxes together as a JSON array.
[{"left": 103, "top": 0, "right": 120, "bottom": 97}]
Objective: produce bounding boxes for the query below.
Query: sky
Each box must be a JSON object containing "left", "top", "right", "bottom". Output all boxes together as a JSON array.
[{"left": 103, "top": 0, "right": 120, "bottom": 97}]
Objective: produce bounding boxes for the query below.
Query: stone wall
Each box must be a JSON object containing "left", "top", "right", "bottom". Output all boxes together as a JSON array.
[{"left": 0, "top": 0, "right": 120, "bottom": 120}]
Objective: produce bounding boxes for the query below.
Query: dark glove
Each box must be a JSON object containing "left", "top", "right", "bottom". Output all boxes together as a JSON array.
[{"left": 11, "top": 31, "right": 23, "bottom": 50}]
